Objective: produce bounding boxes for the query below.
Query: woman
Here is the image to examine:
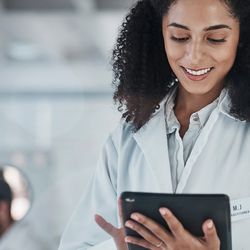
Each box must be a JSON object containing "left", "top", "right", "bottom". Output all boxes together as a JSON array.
[{"left": 59, "top": 0, "right": 250, "bottom": 249}]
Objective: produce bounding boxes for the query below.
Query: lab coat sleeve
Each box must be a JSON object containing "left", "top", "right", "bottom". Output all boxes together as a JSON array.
[{"left": 58, "top": 133, "right": 119, "bottom": 250}]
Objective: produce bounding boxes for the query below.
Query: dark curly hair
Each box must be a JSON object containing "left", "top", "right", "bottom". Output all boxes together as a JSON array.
[{"left": 112, "top": 0, "right": 250, "bottom": 131}]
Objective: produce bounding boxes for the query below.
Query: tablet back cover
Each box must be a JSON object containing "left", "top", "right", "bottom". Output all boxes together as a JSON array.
[{"left": 121, "top": 192, "right": 231, "bottom": 250}]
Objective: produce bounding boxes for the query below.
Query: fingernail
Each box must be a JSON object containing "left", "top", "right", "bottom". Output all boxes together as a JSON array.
[
  {"left": 125, "top": 237, "right": 131, "bottom": 243},
  {"left": 207, "top": 220, "right": 213, "bottom": 229},
  {"left": 131, "top": 213, "right": 139, "bottom": 221},
  {"left": 125, "top": 221, "right": 133, "bottom": 228},
  {"left": 159, "top": 208, "right": 170, "bottom": 216}
]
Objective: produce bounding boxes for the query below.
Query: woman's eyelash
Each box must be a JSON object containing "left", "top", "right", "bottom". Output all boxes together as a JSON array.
[
  {"left": 170, "top": 36, "right": 226, "bottom": 43},
  {"left": 170, "top": 37, "right": 189, "bottom": 42},
  {"left": 208, "top": 38, "right": 226, "bottom": 43}
]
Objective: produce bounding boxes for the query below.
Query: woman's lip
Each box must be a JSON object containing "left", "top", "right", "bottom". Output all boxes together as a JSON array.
[
  {"left": 182, "top": 66, "right": 214, "bottom": 71},
  {"left": 181, "top": 66, "right": 214, "bottom": 81}
]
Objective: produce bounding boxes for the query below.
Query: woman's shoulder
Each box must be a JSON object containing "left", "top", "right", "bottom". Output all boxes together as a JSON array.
[
  {"left": 108, "top": 118, "right": 135, "bottom": 147},
  {"left": 100, "top": 117, "right": 143, "bottom": 156}
]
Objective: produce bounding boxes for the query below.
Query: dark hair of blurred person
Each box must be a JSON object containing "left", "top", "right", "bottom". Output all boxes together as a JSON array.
[{"left": 0, "top": 179, "right": 14, "bottom": 237}]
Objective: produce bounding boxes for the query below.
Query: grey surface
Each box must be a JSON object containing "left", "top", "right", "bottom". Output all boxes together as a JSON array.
[
  {"left": 2, "top": 0, "right": 137, "bottom": 10},
  {"left": 2, "top": 0, "right": 75, "bottom": 10}
]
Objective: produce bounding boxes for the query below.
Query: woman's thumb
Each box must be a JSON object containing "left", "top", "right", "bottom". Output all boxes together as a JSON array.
[
  {"left": 202, "top": 219, "right": 221, "bottom": 249},
  {"left": 95, "top": 214, "right": 116, "bottom": 237}
]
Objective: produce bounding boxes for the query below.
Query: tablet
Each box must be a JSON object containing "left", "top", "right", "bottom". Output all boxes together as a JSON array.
[{"left": 121, "top": 192, "right": 232, "bottom": 250}]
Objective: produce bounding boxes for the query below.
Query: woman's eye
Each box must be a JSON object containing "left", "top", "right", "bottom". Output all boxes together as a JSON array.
[
  {"left": 170, "top": 36, "right": 189, "bottom": 42},
  {"left": 207, "top": 38, "right": 226, "bottom": 43},
  {"left": 170, "top": 36, "right": 226, "bottom": 44}
]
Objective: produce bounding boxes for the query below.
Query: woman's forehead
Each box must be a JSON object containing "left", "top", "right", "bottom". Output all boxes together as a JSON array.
[{"left": 164, "top": 0, "right": 238, "bottom": 29}]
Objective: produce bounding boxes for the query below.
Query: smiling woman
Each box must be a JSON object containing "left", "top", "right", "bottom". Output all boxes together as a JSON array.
[
  {"left": 163, "top": 0, "right": 240, "bottom": 100},
  {"left": 59, "top": 0, "right": 250, "bottom": 250}
]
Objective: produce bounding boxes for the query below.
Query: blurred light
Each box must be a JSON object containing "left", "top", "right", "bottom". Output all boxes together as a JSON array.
[
  {"left": 5, "top": 41, "right": 45, "bottom": 62},
  {"left": 2, "top": 165, "right": 31, "bottom": 221},
  {"left": 32, "top": 152, "right": 48, "bottom": 168},
  {"left": 11, "top": 152, "right": 27, "bottom": 167},
  {"left": 11, "top": 197, "right": 30, "bottom": 220}
]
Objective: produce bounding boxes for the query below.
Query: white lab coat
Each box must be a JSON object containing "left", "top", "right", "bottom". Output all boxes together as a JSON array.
[{"left": 59, "top": 89, "right": 250, "bottom": 250}]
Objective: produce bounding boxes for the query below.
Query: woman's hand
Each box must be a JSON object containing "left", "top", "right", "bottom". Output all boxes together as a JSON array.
[
  {"left": 124, "top": 207, "right": 220, "bottom": 250},
  {"left": 95, "top": 199, "right": 128, "bottom": 250}
]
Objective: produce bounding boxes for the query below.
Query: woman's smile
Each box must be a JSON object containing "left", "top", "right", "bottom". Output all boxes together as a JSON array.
[{"left": 181, "top": 66, "right": 214, "bottom": 82}]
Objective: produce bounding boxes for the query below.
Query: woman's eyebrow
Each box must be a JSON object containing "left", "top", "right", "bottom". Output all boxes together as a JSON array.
[
  {"left": 205, "top": 24, "right": 232, "bottom": 31},
  {"left": 167, "top": 22, "right": 232, "bottom": 31}
]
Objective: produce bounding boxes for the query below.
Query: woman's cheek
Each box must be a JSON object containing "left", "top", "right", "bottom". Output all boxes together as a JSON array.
[{"left": 165, "top": 43, "right": 185, "bottom": 63}]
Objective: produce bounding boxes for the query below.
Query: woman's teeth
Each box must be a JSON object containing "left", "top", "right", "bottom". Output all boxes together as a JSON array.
[{"left": 184, "top": 67, "right": 213, "bottom": 76}]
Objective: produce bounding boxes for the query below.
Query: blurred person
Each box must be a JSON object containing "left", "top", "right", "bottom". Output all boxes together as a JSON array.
[
  {"left": 0, "top": 173, "right": 64, "bottom": 250},
  {"left": 59, "top": 0, "right": 250, "bottom": 249},
  {"left": 0, "top": 179, "right": 13, "bottom": 237}
]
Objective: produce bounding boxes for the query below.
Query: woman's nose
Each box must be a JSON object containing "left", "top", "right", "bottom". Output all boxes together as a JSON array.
[{"left": 186, "top": 41, "right": 204, "bottom": 65}]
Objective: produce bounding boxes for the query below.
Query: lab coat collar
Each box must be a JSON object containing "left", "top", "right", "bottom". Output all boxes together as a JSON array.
[
  {"left": 157, "top": 86, "right": 239, "bottom": 122},
  {"left": 217, "top": 88, "right": 240, "bottom": 121},
  {"left": 152, "top": 87, "right": 175, "bottom": 117},
  {"left": 133, "top": 99, "right": 173, "bottom": 193}
]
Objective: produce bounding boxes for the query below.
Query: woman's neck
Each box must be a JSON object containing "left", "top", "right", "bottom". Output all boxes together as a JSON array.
[
  {"left": 174, "top": 85, "right": 222, "bottom": 117},
  {"left": 173, "top": 85, "right": 222, "bottom": 138}
]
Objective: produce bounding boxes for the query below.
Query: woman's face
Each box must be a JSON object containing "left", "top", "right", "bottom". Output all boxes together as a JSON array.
[{"left": 162, "top": 0, "right": 240, "bottom": 96}]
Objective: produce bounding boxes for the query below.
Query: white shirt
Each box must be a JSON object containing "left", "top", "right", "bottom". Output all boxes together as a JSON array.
[
  {"left": 165, "top": 87, "right": 219, "bottom": 191},
  {"left": 59, "top": 87, "right": 250, "bottom": 250}
]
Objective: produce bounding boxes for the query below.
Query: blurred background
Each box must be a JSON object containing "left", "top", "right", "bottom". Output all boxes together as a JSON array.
[{"left": 0, "top": 0, "right": 136, "bottom": 249}]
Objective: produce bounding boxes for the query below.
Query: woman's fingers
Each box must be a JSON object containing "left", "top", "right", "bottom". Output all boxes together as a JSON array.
[
  {"left": 125, "top": 236, "right": 162, "bottom": 250},
  {"left": 95, "top": 214, "right": 117, "bottom": 237},
  {"left": 159, "top": 208, "right": 220, "bottom": 248},
  {"left": 202, "top": 219, "right": 221, "bottom": 249},
  {"left": 129, "top": 213, "right": 173, "bottom": 244},
  {"left": 95, "top": 213, "right": 128, "bottom": 250},
  {"left": 125, "top": 219, "right": 165, "bottom": 248},
  {"left": 125, "top": 210, "right": 221, "bottom": 250},
  {"left": 123, "top": 208, "right": 221, "bottom": 250},
  {"left": 159, "top": 208, "right": 186, "bottom": 239}
]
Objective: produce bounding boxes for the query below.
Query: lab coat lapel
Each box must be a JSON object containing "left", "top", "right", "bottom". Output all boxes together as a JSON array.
[{"left": 133, "top": 108, "right": 173, "bottom": 193}]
